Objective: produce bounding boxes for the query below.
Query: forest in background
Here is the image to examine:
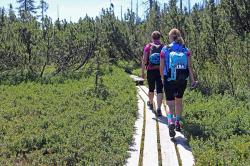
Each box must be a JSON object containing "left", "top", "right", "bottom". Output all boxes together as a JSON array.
[
  {"left": 0, "top": 0, "right": 249, "bottom": 165},
  {"left": 0, "top": 0, "right": 249, "bottom": 97}
]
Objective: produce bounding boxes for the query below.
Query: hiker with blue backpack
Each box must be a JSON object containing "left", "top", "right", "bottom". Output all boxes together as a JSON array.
[
  {"left": 160, "top": 28, "right": 198, "bottom": 137},
  {"left": 141, "top": 31, "right": 164, "bottom": 116}
]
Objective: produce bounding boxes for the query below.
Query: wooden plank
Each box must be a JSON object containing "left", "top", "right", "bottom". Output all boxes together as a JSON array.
[
  {"left": 140, "top": 86, "right": 181, "bottom": 166},
  {"left": 130, "top": 75, "right": 145, "bottom": 82},
  {"left": 159, "top": 105, "right": 179, "bottom": 166},
  {"left": 126, "top": 93, "right": 144, "bottom": 166},
  {"left": 129, "top": 85, "right": 195, "bottom": 166},
  {"left": 130, "top": 75, "right": 145, "bottom": 85},
  {"left": 142, "top": 86, "right": 182, "bottom": 166},
  {"left": 175, "top": 132, "right": 195, "bottom": 166},
  {"left": 159, "top": 93, "right": 195, "bottom": 166},
  {"left": 144, "top": 85, "right": 179, "bottom": 166},
  {"left": 138, "top": 86, "right": 158, "bottom": 166}
]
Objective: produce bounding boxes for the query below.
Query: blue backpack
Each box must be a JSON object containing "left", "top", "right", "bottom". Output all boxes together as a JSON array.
[
  {"left": 148, "top": 43, "right": 163, "bottom": 66},
  {"left": 167, "top": 46, "right": 189, "bottom": 81}
]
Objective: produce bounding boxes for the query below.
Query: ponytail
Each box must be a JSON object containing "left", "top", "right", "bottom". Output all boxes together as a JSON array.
[
  {"left": 169, "top": 28, "right": 185, "bottom": 45},
  {"left": 176, "top": 36, "right": 185, "bottom": 45}
]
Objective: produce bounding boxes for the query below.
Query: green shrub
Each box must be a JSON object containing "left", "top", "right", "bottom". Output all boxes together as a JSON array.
[
  {"left": 183, "top": 90, "right": 250, "bottom": 165},
  {"left": 0, "top": 67, "right": 137, "bottom": 165}
]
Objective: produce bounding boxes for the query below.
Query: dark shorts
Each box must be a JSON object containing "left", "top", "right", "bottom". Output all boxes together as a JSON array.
[
  {"left": 164, "top": 77, "right": 187, "bottom": 101},
  {"left": 147, "top": 70, "right": 163, "bottom": 94}
]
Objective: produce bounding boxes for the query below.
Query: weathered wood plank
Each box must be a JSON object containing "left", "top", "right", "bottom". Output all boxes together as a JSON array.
[
  {"left": 126, "top": 94, "right": 144, "bottom": 166},
  {"left": 130, "top": 75, "right": 145, "bottom": 85},
  {"left": 175, "top": 132, "right": 195, "bottom": 166},
  {"left": 127, "top": 82, "right": 195, "bottom": 166},
  {"left": 138, "top": 86, "right": 158, "bottom": 166},
  {"left": 159, "top": 105, "right": 179, "bottom": 166},
  {"left": 160, "top": 96, "right": 195, "bottom": 166},
  {"left": 143, "top": 86, "right": 179, "bottom": 166}
]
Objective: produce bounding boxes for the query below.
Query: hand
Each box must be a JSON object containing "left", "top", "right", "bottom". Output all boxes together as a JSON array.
[
  {"left": 161, "top": 77, "right": 164, "bottom": 85},
  {"left": 191, "top": 81, "right": 198, "bottom": 90}
]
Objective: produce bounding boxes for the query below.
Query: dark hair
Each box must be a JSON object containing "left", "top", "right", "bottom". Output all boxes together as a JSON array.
[{"left": 151, "top": 31, "right": 161, "bottom": 40}]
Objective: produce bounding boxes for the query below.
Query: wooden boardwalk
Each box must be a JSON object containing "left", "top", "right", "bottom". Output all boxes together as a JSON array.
[{"left": 126, "top": 75, "right": 195, "bottom": 166}]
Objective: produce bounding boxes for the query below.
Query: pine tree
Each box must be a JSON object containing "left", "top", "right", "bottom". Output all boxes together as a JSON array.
[
  {"left": 221, "top": 0, "right": 250, "bottom": 35},
  {"left": 8, "top": 4, "right": 16, "bottom": 22},
  {"left": 17, "top": 0, "right": 37, "bottom": 19},
  {"left": 38, "top": 0, "right": 48, "bottom": 38},
  {"left": 38, "top": 0, "right": 48, "bottom": 27},
  {"left": 0, "top": 7, "right": 5, "bottom": 30}
]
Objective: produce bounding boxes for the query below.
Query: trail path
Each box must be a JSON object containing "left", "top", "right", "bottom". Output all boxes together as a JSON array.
[{"left": 126, "top": 75, "right": 195, "bottom": 166}]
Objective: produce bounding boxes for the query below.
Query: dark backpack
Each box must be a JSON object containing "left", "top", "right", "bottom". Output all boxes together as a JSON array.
[{"left": 148, "top": 43, "right": 163, "bottom": 66}]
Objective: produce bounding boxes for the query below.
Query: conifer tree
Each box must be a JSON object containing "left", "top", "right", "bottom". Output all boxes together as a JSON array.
[
  {"left": 8, "top": 4, "right": 16, "bottom": 22},
  {"left": 17, "top": 0, "right": 36, "bottom": 20},
  {"left": 38, "top": 0, "right": 48, "bottom": 31}
]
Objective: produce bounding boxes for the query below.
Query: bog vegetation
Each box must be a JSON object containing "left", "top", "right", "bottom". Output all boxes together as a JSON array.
[
  {"left": 0, "top": 66, "right": 138, "bottom": 165},
  {"left": 0, "top": 0, "right": 249, "bottom": 165}
]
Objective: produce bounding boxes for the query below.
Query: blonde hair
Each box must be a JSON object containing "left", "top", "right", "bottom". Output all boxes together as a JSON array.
[{"left": 169, "top": 28, "right": 185, "bottom": 45}]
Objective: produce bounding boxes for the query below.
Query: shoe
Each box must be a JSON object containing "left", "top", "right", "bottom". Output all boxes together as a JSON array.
[
  {"left": 147, "top": 101, "right": 153, "bottom": 110},
  {"left": 157, "top": 108, "right": 162, "bottom": 116},
  {"left": 175, "top": 120, "right": 181, "bottom": 132},
  {"left": 168, "top": 123, "right": 176, "bottom": 138}
]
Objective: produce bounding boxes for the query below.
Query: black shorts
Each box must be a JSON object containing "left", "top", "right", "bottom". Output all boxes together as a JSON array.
[
  {"left": 164, "top": 77, "right": 187, "bottom": 101},
  {"left": 147, "top": 70, "right": 163, "bottom": 94}
]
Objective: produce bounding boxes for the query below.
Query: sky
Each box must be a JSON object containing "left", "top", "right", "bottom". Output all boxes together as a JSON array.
[{"left": 0, "top": 0, "right": 203, "bottom": 22}]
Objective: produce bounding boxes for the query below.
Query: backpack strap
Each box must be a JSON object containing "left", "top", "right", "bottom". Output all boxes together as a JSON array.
[
  {"left": 166, "top": 45, "right": 172, "bottom": 52},
  {"left": 148, "top": 43, "right": 163, "bottom": 61},
  {"left": 145, "top": 43, "right": 152, "bottom": 67},
  {"left": 167, "top": 44, "right": 188, "bottom": 53}
]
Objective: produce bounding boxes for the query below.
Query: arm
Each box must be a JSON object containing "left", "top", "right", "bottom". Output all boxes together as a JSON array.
[
  {"left": 187, "top": 56, "right": 194, "bottom": 82},
  {"left": 160, "top": 55, "right": 165, "bottom": 81},
  {"left": 187, "top": 55, "right": 198, "bottom": 88},
  {"left": 160, "top": 51, "right": 165, "bottom": 82},
  {"left": 141, "top": 51, "right": 148, "bottom": 79}
]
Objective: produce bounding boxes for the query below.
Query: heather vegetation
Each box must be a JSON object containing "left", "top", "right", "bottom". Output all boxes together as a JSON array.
[{"left": 0, "top": 0, "right": 249, "bottom": 164}]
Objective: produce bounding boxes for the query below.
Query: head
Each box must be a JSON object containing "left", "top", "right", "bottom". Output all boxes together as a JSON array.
[
  {"left": 151, "top": 31, "right": 161, "bottom": 41},
  {"left": 168, "top": 28, "right": 185, "bottom": 45}
]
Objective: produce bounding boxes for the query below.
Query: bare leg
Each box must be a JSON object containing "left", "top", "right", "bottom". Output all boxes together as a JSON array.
[
  {"left": 148, "top": 92, "right": 154, "bottom": 104},
  {"left": 157, "top": 93, "right": 163, "bottom": 109},
  {"left": 175, "top": 97, "right": 183, "bottom": 131},
  {"left": 164, "top": 102, "right": 170, "bottom": 115},
  {"left": 167, "top": 100, "right": 175, "bottom": 121},
  {"left": 167, "top": 100, "right": 176, "bottom": 137},
  {"left": 175, "top": 97, "right": 183, "bottom": 118}
]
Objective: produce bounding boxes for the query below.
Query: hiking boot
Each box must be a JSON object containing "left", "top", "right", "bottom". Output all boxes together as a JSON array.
[
  {"left": 168, "top": 123, "right": 176, "bottom": 138},
  {"left": 147, "top": 101, "right": 153, "bottom": 110},
  {"left": 156, "top": 108, "right": 162, "bottom": 116},
  {"left": 175, "top": 120, "right": 181, "bottom": 132}
]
